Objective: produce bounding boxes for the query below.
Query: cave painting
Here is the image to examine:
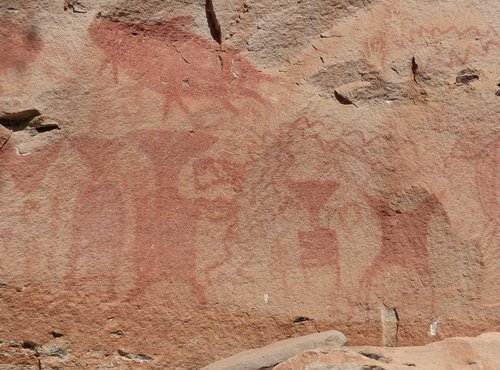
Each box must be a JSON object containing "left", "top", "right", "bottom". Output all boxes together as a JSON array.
[
  {"left": 89, "top": 16, "right": 270, "bottom": 116},
  {"left": 0, "top": 111, "right": 486, "bottom": 310},
  {"left": 446, "top": 135, "right": 499, "bottom": 307},
  {"left": 1, "top": 13, "right": 272, "bottom": 301},
  {"left": 0, "top": 136, "right": 66, "bottom": 287},
  {"left": 289, "top": 181, "right": 341, "bottom": 285},
  {"left": 1, "top": 128, "right": 247, "bottom": 303},
  {"left": 126, "top": 130, "right": 219, "bottom": 302},
  {"left": 359, "top": 188, "right": 440, "bottom": 308},
  {"left": 64, "top": 136, "right": 129, "bottom": 296},
  {"left": 208, "top": 118, "right": 350, "bottom": 301},
  {"left": 361, "top": 2, "right": 499, "bottom": 69},
  {"left": 0, "top": 128, "right": 236, "bottom": 302},
  {"left": 394, "top": 26, "right": 499, "bottom": 68},
  {"left": 26, "top": 15, "right": 278, "bottom": 300},
  {"left": 0, "top": 19, "right": 43, "bottom": 95},
  {"left": 201, "top": 115, "right": 483, "bottom": 309},
  {"left": 0, "top": 139, "right": 63, "bottom": 194}
]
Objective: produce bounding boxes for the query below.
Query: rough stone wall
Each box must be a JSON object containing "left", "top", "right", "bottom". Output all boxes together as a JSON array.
[{"left": 0, "top": 0, "right": 498, "bottom": 368}]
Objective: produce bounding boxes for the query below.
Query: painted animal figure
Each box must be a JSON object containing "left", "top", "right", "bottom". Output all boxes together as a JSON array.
[{"left": 360, "top": 188, "right": 440, "bottom": 308}]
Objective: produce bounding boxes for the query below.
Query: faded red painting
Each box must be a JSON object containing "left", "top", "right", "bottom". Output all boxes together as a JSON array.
[
  {"left": 360, "top": 189, "right": 441, "bottom": 306},
  {"left": 360, "top": 2, "right": 499, "bottom": 69},
  {"left": 0, "top": 136, "right": 65, "bottom": 288},
  {"left": 0, "top": 19, "right": 43, "bottom": 94},
  {"left": 56, "top": 130, "right": 234, "bottom": 302},
  {"left": 394, "top": 26, "right": 499, "bottom": 68},
  {"left": 127, "top": 130, "right": 219, "bottom": 303},
  {"left": 0, "top": 140, "right": 63, "bottom": 194},
  {"left": 89, "top": 16, "right": 270, "bottom": 116},
  {"left": 64, "top": 136, "right": 129, "bottom": 296},
  {"left": 446, "top": 134, "right": 499, "bottom": 307},
  {"left": 0, "top": 126, "right": 251, "bottom": 304},
  {"left": 207, "top": 118, "right": 346, "bottom": 300},
  {"left": 289, "top": 181, "right": 341, "bottom": 283},
  {"left": 201, "top": 115, "right": 482, "bottom": 310}
]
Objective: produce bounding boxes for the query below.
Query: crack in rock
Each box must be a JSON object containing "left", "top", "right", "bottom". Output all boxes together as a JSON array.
[
  {"left": 206, "top": 0, "right": 222, "bottom": 44},
  {"left": 118, "top": 349, "right": 153, "bottom": 362}
]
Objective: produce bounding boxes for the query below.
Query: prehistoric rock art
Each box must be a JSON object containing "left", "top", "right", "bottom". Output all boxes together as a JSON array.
[
  {"left": 361, "top": 2, "right": 500, "bottom": 70},
  {"left": 89, "top": 16, "right": 270, "bottom": 117},
  {"left": 0, "top": 18, "right": 43, "bottom": 95},
  {"left": 446, "top": 134, "right": 499, "bottom": 307},
  {"left": 289, "top": 181, "right": 341, "bottom": 286},
  {"left": 0, "top": 0, "right": 498, "bottom": 368},
  {"left": 359, "top": 188, "right": 440, "bottom": 309}
]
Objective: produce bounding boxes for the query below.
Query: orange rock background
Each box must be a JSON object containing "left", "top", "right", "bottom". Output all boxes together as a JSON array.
[{"left": 0, "top": 0, "right": 498, "bottom": 368}]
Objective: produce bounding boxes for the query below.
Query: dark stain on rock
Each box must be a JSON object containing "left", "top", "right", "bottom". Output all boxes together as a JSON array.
[
  {"left": 411, "top": 57, "right": 419, "bottom": 84},
  {"left": 21, "top": 340, "right": 39, "bottom": 350},
  {"left": 118, "top": 349, "right": 153, "bottom": 361},
  {"left": 456, "top": 69, "right": 479, "bottom": 85},
  {"left": 292, "top": 316, "right": 312, "bottom": 324}
]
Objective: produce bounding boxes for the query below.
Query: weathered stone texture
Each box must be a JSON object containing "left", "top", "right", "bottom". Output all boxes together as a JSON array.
[
  {"left": 0, "top": 0, "right": 499, "bottom": 368},
  {"left": 273, "top": 332, "right": 500, "bottom": 369}
]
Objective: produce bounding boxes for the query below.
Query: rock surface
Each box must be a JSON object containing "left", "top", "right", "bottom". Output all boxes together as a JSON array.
[
  {"left": 201, "top": 330, "right": 347, "bottom": 370},
  {"left": 274, "top": 332, "right": 500, "bottom": 370},
  {"left": 0, "top": 0, "right": 499, "bottom": 369}
]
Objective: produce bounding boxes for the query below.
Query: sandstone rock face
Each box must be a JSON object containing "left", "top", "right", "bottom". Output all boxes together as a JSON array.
[
  {"left": 273, "top": 332, "right": 500, "bottom": 370},
  {"left": 0, "top": 0, "right": 498, "bottom": 368},
  {"left": 201, "top": 330, "right": 347, "bottom": 370}
]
